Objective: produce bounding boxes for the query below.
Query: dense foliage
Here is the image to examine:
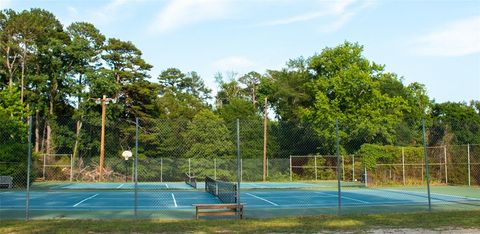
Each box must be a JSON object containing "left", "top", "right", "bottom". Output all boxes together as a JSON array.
[{"left": 0, "top": 9, "right": 478, "bottom": 183}]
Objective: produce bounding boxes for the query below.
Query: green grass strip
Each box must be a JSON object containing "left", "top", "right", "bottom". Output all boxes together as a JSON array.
[{"left": 1, "top": 210, "right": 480, "bottom": 233}]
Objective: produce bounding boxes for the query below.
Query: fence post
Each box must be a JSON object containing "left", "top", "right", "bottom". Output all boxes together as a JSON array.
[
  {"left": 352, "top": 155, "right": 355, "bottom": 182},
  {"left": 134, "top": 117, "right": 139, "bottom": 218},
  {"left": 70, "top": 154, "right": 73, "bottom": 182},
  {"left": 290, "top": 155, "right": 292, "bottom": 181},
  {"left": 266, "top": 158, "right": 269, "bottom": 178},
  {"left": 363, "top": 159, "right": 368, "bottom": 187},
  {"left": 26, "top": 116, "right": 33, "bottom": 221},
  {"left": 314, "top": 155, "right": 318, "bottom": 181},
  {"left": 402, "top": 147, "right": 405, "bottom": 186},
  {"left": 214, "top": 158, "right": 217, "bottom": 180},
  {"left": 236, "top": 119, "right": 241, "bottom": 209},
  {"left": 188, "top": 158, "right": 191, "bottom": 176},
  {"left": 240, "top": 158, "right": 243, "bottom": 182},
  {"left": 43, "top": 154, "right": 46, "bottom": 180},
  {"left": 335, "top": 119, "right": 341, "bottom": 215},
  {"left": 467, "top": 144, "right": 471, "bottom": 186},
  {"left": 422, "top": 118, "right": 432, "bottom": 211},
  {"left": 160, "top": 157, "right": 163, "bottom": 182},
  {"left": 444, "top": 145, "right": 448, "bottom": 184},
  {"left": 342, "top": 155, "right": 345, "bottom": 180}
]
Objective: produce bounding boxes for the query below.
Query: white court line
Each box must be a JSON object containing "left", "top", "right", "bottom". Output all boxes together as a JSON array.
[
  {"left": 380, "top": 189, "right": 480, "bottom": 201},
  {"left": 73, "top": 194, "right": 98, "bottom": 207},
  {"left": 117, "top": 184, "right": 124, "bottom": 189},
  {"left": 315, "top": 191, "right": 370, "bottom": 204},
  {"left": 246, "top": 193, "right": 279, "bottom": 206},
  {"left": 165, "top": 183, "right": 169, "bottom": 188},
  {"left": 171, "top": 193, "right": 177, "bottom": 207}
]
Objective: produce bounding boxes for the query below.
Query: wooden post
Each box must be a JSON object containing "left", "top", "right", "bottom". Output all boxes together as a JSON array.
[
  {"left": 263, "top": 97, "right": 268, "bottom": 181},
  {"left": 99, "top": 95, "right": 106, "bottom": 181}
]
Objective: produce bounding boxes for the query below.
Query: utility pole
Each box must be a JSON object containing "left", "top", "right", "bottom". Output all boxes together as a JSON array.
[
  {"left": 263, "top": 97, "right": 268, "bottom": 182},
  {"left": 96, "top": 95, "right": 114, "bottom": 181}
]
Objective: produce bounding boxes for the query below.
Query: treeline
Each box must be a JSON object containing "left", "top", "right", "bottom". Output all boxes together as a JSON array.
[{"left": 1, "top": 8, "right": 479, "bottom": 167}]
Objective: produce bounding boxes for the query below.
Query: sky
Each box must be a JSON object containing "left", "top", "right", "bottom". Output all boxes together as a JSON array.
[{"left": 2, "top": 0, "right": 479, "bottom": 103}]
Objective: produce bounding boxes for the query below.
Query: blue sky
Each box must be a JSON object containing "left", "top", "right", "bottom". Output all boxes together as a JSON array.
[{"left": 2, "top": 0, "right": 479, "bottom": 103}]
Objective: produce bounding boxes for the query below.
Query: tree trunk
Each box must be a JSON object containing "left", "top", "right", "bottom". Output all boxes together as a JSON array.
[
  {"left": 20, "top": 46, "right": 26, "bottom": 104},
  {"left": 72, "top": 120, "right": 82, "bottom": 171},
  {"left": 46, "top": 99, "right": 53, "bottom": 155},
  {"left": 40, "top": 122, "right": 46, "bottom": 154},
  {"left": 5, "top": 46, "right": 18, "bottom": 88}
]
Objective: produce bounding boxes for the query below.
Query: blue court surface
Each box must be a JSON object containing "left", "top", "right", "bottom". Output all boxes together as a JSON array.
[{"left": 2, "top": 188, "right": 479, "bottom": 211}]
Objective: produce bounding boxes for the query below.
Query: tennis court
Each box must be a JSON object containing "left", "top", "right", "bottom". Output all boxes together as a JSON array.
[{"left": 2, "top": 181, "right": 479, "bottom": 219}]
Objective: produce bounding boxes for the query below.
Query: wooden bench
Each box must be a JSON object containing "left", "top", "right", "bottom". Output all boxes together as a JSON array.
[
  {"left": 193, "top": 203, "right": 244, "bottom": 219},
  {"left": 0, "top": 176, "right": 13, "bottom": 189}
]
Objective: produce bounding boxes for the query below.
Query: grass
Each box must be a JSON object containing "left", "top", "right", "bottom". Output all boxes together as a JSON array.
[{"left": 1, "top": 210, "right": 480, "bottom": 233}]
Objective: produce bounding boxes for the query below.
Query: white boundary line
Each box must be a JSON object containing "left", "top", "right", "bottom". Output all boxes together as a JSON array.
[
  {"left": 116, "top": 184, "right": 124, "bottom": 189},
  {"left": 380, "top": 189, "right": 480, "bottom": 201},
  {"left": 315, "top": 191, "right": 370, "bottom": 204},
  {"left": 171, "top": 193, "right": 177, "bottom": 207},
  {"left": 246, "top": 193, "right": 279, "bottom": 206},
  {"left": 165, "top": 183, "right": 169, "bottom": 188},
  {"left": 73, "top": 194, "right": 98, "bottom": 207}
]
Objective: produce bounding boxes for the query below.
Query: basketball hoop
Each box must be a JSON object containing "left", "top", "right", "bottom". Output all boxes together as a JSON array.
[{"left": 122, "top": 150, "right": 133, "bottom": 161}]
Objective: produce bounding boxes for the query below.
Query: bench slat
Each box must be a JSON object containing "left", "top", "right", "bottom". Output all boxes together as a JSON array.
[
  {"left": 197, "top": 211, "right": 238, "bottom": 217},
  {"left": 194, "top": 203, "right": 244, "bottom": 219}
]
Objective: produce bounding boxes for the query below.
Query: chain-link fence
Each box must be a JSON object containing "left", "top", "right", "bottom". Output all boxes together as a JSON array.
[{"left": 1, "top": 116, "right": 479, "bottom": 220}]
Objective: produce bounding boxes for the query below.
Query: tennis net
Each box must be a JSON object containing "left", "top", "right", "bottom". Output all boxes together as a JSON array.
[
  {"left": 205, "top": 176, "right": 237, "bottom": 203},
  {"left": 184, "top": 173, "right": 197, "bottom": 189}
]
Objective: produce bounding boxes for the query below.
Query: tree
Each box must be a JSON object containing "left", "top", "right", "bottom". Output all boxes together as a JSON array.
[
  {"left": 0, "top": 10, "right": 20, "bottom": 89},
  {"left": 183, "top": 110, "right": 234, "bottom": 159},
  {"left": 156, "top": 68, "right": 210, "bottom": 119},
  {"left": 65, "top": 22, "right": 105, "bottom": 161},
  {"left": 429, "top": 102, "right": 480, "bottom": 145},
  {"left": 261, "top": 57, "right": 314, "bottom": 121},
  {"left": 102, "top": 38, "right": 152, "bottom": 86},
  {"left": 239, "top": 71, "right": 262, "bottom": 106},
  {"left": 158, "top": 68, "right": 210, "bottom": 101}
]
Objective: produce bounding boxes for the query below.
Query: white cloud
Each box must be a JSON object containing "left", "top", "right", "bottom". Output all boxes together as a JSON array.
[
  {"left": 59, "top": 0, "right": 136, "bottom": 27},
  {"left": 0, "top": 0, "right": 11, "bottom": 9},
  {"left": 259, "top": 0, "right": 375, "bottom": 33},
  {"left": 90, "top": 0, "right": 131, "bottom": 25},
  {"left": 67, "top": 6, "right": 78, "bottom": 16},
  {"left": 213, "top": 56, "right": 255, "bottom": 71},
  {"left": 412, "top": 16, "right": 480, "bottom": 57},
  {"left": 149, "top": 0, "right": 233, "bottom": 33},
  {"left": 261, "top": 0, "right": 356, "bottom": 26}
]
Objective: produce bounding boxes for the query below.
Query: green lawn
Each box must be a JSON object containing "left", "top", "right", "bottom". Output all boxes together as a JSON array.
[{"left": 1, "top": 210, "right": 480, "bottom": 233}]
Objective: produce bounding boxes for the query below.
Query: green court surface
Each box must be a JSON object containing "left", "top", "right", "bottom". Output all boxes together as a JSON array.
[{"left": 1, "top": 181, "right": 479, "bottom": 219}]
